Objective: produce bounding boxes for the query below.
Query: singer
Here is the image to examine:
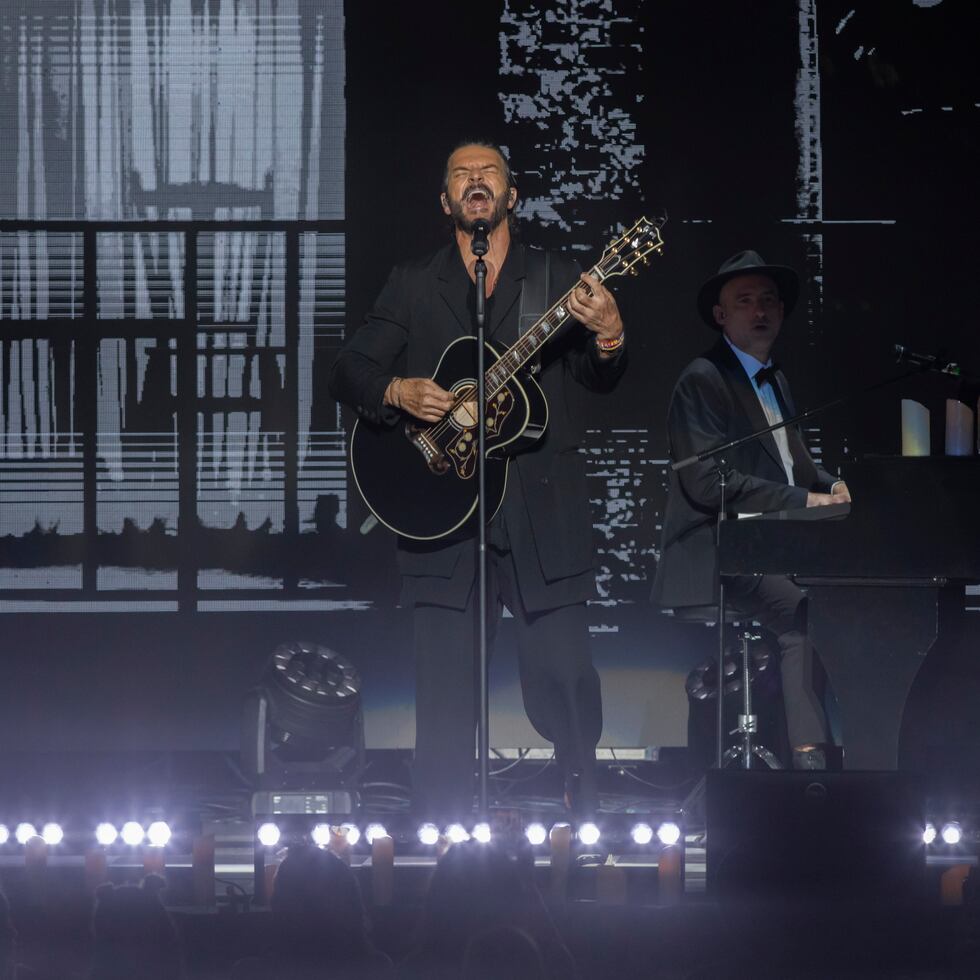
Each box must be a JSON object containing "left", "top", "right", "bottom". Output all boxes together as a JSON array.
[{"left": 328, "top": 141, "right": 627, "bottom": 817}]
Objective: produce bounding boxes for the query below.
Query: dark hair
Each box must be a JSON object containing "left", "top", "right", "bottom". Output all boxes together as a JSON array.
[
  {"left": 415, "top": 840, "right": 535, "bottom": 955},
  {"left": 90, "top": 877, "right": 183, "bottom": 979},
  {"left": 269, "top": 845, "right": 373, "bottom": 954},
  {"left": 441, "top": 139, "right": 517, "bottom": 196}
]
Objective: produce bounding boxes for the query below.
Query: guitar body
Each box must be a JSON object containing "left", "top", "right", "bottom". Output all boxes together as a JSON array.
[
  {"left": 349, "top": 216, "right": 665, "bottom": 541},
  {"left": 350, "top": 336, "right": 548, "bottom": 541}
]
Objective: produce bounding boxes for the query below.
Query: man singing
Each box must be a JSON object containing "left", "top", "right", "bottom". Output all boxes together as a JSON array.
[
  {"left": 653, "top": 250, "right": 849, "bottom": 769},
  {"left": 329, "top": 141, "right": 627, "bottom": 815}
]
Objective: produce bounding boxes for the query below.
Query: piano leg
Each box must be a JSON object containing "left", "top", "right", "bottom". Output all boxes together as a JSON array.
[{"left": 807, "top": 584, "right": 939, "bottom": 770}]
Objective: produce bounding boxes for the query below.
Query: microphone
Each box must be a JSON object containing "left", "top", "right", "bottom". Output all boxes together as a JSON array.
[
  {"left": 894, "top": 344, "right": 961, "bottom": 376},
  {"left": 470, "top": 220, "right": 490, "bottom": 257}
]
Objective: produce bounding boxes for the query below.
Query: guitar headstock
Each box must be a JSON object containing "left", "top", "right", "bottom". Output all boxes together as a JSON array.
[{"left": 597, "top": 215, "right": 666, "bottom": 279}]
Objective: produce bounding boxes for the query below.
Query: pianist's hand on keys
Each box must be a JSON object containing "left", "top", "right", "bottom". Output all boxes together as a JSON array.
[{"left": 807, "top": 480, "right": 851, "bottom": 508}]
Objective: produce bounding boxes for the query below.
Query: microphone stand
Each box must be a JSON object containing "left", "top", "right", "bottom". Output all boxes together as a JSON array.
[
  {"left": 471, "top": 222, "right": 491, "bottom": 817},
  {"left": 672, "top": 366, "right": 927, "bottom": 475},
  {"left": 714, "top": 462, "right": 728, "bottom": 769},
  {"left": 675, "top": 346, "right": 978, "bottom": 477}
]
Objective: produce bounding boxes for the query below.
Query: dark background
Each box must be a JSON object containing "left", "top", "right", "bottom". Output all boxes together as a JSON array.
[{"left": 0, "top": 0, "right": 977, "bottom": 759}]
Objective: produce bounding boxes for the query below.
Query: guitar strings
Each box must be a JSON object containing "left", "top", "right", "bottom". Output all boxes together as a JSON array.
[
  {"left": 406, "top": 218, "right": 661, "bottom": 460},
  {"left": 422, "top": 280, "right": 589, "bottom": 446}
]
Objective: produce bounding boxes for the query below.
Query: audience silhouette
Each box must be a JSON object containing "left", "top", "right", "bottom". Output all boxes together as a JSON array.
[
  {"left": 397, "top": 840, "right": 576, "bottom": 980},
  {"left": 231, "top": 845, "right": 393, "bottom": 980},
  {"left": 0, "top": 891, "right": 14, "bottom": 980},
  {"left": 89, "top": 875, "right": 183, "bottom": 980}
]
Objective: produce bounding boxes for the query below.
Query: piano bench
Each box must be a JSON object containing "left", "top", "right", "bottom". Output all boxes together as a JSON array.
[{"left": 662, "top": 605, "right": 746, "bottom": 626}]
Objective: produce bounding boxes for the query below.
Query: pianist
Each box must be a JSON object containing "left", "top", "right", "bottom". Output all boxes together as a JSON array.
[{"left": 652, "top": 250, "right": 850, "bottom": 770}]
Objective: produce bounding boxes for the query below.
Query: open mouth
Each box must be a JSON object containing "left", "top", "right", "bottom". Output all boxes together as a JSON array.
[{"left": 464, "top": 186, "right": 493, "bottom": 206}]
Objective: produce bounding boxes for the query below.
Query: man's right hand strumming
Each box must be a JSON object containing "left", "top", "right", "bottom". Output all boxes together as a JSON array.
[{"left": 384, "top": 377, "right": 455, "bottom": 422}]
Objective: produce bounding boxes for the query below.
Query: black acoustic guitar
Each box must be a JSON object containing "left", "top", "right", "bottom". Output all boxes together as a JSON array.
[{"left": 350, "top": 216, "right": 665, "bottom": 540}]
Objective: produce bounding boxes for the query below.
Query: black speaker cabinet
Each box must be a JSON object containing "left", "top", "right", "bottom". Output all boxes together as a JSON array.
[{"left": 705, "top": 770, "right": 926, "bottom": 905}]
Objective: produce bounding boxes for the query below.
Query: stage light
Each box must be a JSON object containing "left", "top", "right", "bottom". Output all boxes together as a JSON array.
[
  {"left": 95, "top": 823, "right": 119, "bottom": 846},
  {"left": 577, "top": 822, "right": 601, "bottom": 846},
  {"left": 15, "top": 823, "right": 38, "bottom": 846},
  {"left": 146, "top": 821, "right": 172, "bottom": 848},
  {"left": 0, "top": 825, "right": 8, "bottom": 846},
  {"left": 525, "top": 822, "right": 548, "bottom": 846},
  {"left": 256, "top": 822, "right": 281, "bottom": 848},
  {"left": 631, "top": 822, "right": 654, "bottom": 845},
  {"left": 41, "top": 823, "right": 64, "bottom": 846},
  {"left": 121, "top": 821, "right": 145, "bottom": 847},
  {"left": 445, "top": 823, "right": 469, "bottom": 844},
  {"left": 472, "top": 822, "right": 491, "bottom": 844},
  {"left": 941, "top": 821, "right": 963, "bottom": 845},
  {"left": 310, "top": 823, "right": 332, "bottom": 847},
  {"left": 365, "top": 822, "right": 388, "bottom": 844},
  {"left": 337, "top": 823, "right": 359, "bottom": 846},
  {"left": 241, "top": 641, "right": 364, "bottom": 795},
  {"left": 417, "top": 823, "right": 440, "bottom": 847},
  {"left": 657, "top": 821, "right": 682, "bottom": 846}
]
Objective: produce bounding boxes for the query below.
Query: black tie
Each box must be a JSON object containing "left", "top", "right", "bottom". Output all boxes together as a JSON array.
[
  {"left": 754, "top": 364, "right": 818, "bottom": 485},
  {"left": 753, "top": 363, "right": 781, "bottom": 390}
]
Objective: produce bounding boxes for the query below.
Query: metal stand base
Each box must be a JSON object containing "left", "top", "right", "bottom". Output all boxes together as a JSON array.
[
  {"left": 722, "top": 629, "right": 782, "bottom": 771},
  {"left": 721, "top": 743, "right": 782, "bottom": 770}
]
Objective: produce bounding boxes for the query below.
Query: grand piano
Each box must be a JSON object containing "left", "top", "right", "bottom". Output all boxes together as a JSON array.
[{"left": 719, "top": 457, "right": 980, "bottom": 770}]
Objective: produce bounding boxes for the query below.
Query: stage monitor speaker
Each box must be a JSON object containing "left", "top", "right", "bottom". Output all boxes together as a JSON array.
[{"left": 705, "top": 770, "right": 925, "bottom": 906}]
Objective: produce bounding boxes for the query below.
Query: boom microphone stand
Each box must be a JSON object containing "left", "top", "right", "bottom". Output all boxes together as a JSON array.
[{"left": 471, "top": 219, "right": 491, "bottom": 816}]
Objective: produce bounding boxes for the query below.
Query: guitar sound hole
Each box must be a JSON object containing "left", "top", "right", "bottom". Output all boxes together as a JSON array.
[{"left": 451, "top": 400, "right": 478, "bottom": 428}]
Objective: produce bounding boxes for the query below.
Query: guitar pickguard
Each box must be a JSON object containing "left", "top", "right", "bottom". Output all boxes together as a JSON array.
[{"left": 444, "top": 386, "right": 515, "bottom": 480}]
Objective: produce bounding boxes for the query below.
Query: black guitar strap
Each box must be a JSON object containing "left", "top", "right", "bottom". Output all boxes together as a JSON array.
[{"left": 519, "top": 247, "right": 550, "bottom": 374}]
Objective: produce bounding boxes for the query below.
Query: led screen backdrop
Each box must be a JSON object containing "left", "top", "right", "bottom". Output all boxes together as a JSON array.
[{"left": 0, "top": 0, "right": 976, "bottom": 754}]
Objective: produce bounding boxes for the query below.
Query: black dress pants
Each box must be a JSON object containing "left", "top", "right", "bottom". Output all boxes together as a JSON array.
[
  {"left": 726, "top": 573, "right": 829, "bottom": 751},
  {"left": 411, "top": 541, "right": 602, "bottom": 818}
]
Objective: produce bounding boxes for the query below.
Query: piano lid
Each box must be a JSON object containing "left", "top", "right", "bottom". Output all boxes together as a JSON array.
[{"left": 719, "top": 457, "right": 980, "bottom": 580}]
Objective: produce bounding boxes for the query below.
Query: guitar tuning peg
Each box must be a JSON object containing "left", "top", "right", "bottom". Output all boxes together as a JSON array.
[{"left": 630, "top": 267, "right": 638, "bottom": 276}]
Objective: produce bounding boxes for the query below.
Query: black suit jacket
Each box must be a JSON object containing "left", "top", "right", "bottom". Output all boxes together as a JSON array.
[
  {"left": 651, "top": 338, "right": 837, "bottom": 609},
  {"left": 329, "top": 241, "right": 627, "bottom": 611}
]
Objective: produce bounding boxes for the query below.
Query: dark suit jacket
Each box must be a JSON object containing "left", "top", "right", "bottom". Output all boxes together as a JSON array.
[
  {"left": 651, "top": 338, "right": 837, "bottom": 609},
  {"left": 329, "top": 241, "right": 626, "bottom": 612}
]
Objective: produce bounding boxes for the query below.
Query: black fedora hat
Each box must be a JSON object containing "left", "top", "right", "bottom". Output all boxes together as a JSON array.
[{"left": 697, "top": 250, "right": 799, "bottom": 329}]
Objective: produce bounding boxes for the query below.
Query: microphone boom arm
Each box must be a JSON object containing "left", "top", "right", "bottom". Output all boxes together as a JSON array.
[{"left": 673, "top": 364, "right": 926, "bottom": 472}]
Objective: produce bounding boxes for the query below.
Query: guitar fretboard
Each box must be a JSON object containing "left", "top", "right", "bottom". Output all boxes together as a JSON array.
[{"left": 485, "top": 259, "right": 611, "bottom": 398}]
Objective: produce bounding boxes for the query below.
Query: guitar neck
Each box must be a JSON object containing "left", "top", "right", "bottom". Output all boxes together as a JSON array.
[{"left": 485, "top": 261, "right": 606, "bottom": 397}]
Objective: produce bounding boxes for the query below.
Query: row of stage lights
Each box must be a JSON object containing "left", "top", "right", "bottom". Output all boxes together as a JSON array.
[
  {"left": 4, "top": 818, "right": 964, "bottom": 851},
  {"left": 923, "top": 821, "right": 968, "bottom": 846},
  {"left": 256, "top": 819, "right": 684, "bottom": 850},
  {"left": 0, "top": 821, "right": 173, "bottom": 849}
]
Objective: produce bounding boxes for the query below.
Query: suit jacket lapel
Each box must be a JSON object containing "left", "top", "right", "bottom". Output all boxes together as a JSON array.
[
  {"left": 487, "top": 244, "right": 525, "bottom": 343},
  {"left": 711, "top": 340, "right": 785, "bottom": 474},
  {"left": 435, "top": 242, "right": 525, "bottom": 341},
  {"left": 436, "top": 245, "right": 472, "bottom": 336}
]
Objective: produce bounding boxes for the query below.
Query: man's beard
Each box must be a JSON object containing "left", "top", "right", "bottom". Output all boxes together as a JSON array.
[{"left": 448, "top": 185, "right": 510, "bottom": 233}]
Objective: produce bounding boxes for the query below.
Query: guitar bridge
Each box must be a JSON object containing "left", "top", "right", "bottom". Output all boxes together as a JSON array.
[{"left": 405, "top": 423, "right": 449, "bottom": 475}]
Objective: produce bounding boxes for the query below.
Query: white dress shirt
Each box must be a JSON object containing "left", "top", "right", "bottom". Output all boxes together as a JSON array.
[{"left": 724, "top": 336, "right": 795, "bottom": 485}]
